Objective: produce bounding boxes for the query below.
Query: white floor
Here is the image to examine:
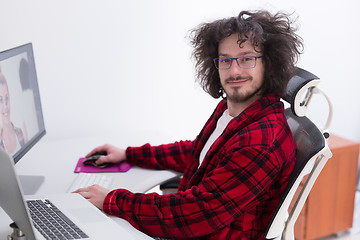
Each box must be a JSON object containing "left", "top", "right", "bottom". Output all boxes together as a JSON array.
[{"left": 317, "top": 231, "right": 360, "bottom": 240}]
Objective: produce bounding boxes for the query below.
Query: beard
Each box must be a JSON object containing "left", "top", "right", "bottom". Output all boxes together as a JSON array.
[
  {"left": 225, "top": 87, "right": 261, "bottom": 103},
  {"left": 223, "top": 76, "right": 262, "bottom": 103}
]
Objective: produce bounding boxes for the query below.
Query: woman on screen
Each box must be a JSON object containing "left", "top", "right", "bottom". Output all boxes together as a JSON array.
[{"left": 0, "top": 66, "right": 27, "bottom": 155}]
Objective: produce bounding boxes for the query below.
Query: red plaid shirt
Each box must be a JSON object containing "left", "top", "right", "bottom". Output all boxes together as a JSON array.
[{"left": 103, "top": 94, "right": 296, "bottom": 239}]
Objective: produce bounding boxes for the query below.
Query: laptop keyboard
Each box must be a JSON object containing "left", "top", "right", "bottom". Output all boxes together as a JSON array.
[
  {"left": 27, "top": 199, "right": 89, "bottom": 240},
  {"left": 67, "top": 173, "right": 113, "bottom": 193}
]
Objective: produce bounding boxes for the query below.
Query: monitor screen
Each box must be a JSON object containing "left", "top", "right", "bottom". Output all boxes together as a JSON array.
[{"left": 0, "top": 43, "right": 46, "bottom": 163}]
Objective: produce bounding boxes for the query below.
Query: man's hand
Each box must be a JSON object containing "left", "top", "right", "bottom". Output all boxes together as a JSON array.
[
  {"left": 73, "top": 184, "right": 111, "bottom": 210},
  {"left": 86, "top": 144, "right": 127, "bottom": 165}
]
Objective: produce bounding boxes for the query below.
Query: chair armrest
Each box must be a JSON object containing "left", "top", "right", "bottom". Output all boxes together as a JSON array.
[{"left": 159, "top": 176, "right": 182, "bottom": 194}]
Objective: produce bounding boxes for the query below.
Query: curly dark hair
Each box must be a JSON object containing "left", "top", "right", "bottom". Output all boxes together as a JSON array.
[{"left": 190, "top": 10, "right": 304, "bottom": 98}]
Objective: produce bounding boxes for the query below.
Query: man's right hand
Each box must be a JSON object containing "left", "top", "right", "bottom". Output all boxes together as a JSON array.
[{"left": 86, "top": 144, "right": 127, "bottom": 165}]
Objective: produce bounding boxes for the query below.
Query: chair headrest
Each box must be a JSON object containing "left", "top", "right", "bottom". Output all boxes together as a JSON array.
[{"left": 282, "top": 68, "right": 320, "bottom": 117}]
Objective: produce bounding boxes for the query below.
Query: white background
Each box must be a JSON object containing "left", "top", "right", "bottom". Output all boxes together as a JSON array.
[{"left": 1, "top": 0, "right": 360, "bottom": 147}]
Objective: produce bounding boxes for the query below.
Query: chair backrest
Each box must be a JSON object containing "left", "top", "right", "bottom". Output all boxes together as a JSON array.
[{"left": 265, "top": 68, "right": 333, "bottom": 240}]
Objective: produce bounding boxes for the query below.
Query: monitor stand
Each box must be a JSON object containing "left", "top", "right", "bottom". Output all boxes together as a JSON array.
[{"left": 18, "top": 175, "right": 45, "bottom": 195}]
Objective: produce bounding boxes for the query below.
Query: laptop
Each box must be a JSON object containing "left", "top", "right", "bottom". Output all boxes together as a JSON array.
[{"left": 0, "top": 145, "right": 144, "bottom": 240}]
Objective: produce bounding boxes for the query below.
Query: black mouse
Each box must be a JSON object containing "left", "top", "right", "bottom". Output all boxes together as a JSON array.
[{"left": 82, "top": 154, "right": 114, "bottom": 169}]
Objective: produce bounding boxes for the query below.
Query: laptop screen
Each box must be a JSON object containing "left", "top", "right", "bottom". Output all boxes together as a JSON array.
[{"left": 0, "top": 43, "right": 46, "bottom": 163}]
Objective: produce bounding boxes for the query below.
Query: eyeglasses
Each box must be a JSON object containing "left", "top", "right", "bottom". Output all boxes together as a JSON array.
[{"left": 213, "top": 56, "right": 263, "bottom": 70}]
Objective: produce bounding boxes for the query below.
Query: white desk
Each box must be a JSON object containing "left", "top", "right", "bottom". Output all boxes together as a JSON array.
[{"left": 0, "top": 136, "right": 180, "bottom": 239}]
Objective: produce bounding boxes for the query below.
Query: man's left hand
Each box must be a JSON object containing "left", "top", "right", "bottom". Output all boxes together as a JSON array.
[{"left": 73, "top": 184, "right": 111, "bottom": 210}]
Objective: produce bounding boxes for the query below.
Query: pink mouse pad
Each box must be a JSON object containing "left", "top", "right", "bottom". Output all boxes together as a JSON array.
[{"left": 74, "top": 158, "right": 131, "bottom": 173}]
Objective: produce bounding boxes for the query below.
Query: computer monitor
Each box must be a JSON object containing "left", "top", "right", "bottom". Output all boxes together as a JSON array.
[{"left": 0, "top": 43, "right": 46, "bottom": 193}]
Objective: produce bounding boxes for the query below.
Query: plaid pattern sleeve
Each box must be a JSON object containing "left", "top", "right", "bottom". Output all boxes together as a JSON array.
[
  {"left": 103, "top": 95, "right": 296, "bottom": 239},
  {"left": 126, "top": 140, "right": 194, "bottom": 172}
]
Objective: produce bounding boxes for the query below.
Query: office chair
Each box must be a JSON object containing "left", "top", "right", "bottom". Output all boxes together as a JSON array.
[
  {"left": 159, "top": 68, "right": 333, "bottom": 240},
  {"left": 265, "top": 68, "right": 333, "bottom": 240}
]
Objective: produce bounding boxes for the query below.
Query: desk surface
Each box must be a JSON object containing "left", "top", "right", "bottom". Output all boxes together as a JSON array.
[{"left": 0, "top": 136, "right": 180, "bottom": 239}]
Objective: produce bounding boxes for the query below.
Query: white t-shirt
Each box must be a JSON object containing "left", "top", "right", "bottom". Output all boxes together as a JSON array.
[{"left": 199, "top": 109, "right": 234, "bottom": 166}]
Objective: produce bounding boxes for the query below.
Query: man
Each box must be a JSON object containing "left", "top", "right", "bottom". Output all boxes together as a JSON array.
[{"left": 75, "top": 10, "right": 302, "bottom": 239}]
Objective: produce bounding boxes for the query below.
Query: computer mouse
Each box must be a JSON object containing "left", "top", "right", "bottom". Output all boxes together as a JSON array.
[{"left": 82, "top": 154, "right": 114, "bottom": 169}]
